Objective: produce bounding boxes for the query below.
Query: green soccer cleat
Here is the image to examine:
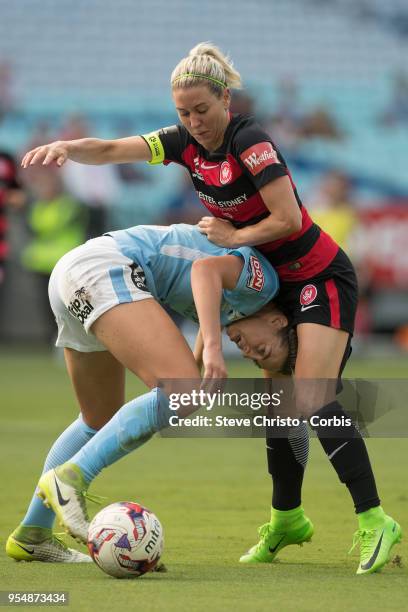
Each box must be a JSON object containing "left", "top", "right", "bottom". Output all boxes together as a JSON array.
[
  {"left": 37, "top": 463, "right": 101, "bottom": 545},
  {"left": 350, "top": 514, "right": 402, "bottom": 575},
  {"left": 6, "top": 526, "right": 92, "bottom": 563},
  {"left": 239, "top": 509, "right": 314, "bottom": 564}
]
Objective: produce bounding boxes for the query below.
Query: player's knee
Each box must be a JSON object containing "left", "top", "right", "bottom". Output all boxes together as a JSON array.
[{"left": 294, "top": 380, "right": 338, "bottom": 418}]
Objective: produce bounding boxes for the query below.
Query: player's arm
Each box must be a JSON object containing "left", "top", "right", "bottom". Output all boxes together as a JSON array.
[
  {"left": 191, "top": 255, "right": 243, "bottom": 379},
  {"left": 198, "top": 176, "right": 302, "bottom": 247},
  {"left": 232, "top": 176, "right": 302, "bottom": 246},
  {"left": 21, "top": 135, "right": 152, "bottom": 168}
]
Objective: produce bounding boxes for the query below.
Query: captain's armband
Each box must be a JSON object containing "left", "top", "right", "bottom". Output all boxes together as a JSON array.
[{"left": 142, "top": 132, "right": 165, "bottom": 165}]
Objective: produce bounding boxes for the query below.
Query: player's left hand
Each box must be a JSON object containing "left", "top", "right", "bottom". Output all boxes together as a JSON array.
[
  {"left": 202, "top": 345, "right": 228, "bottom": 380},
  {"left": 198, "top": 216, "right": 237, "bottom": 247}
]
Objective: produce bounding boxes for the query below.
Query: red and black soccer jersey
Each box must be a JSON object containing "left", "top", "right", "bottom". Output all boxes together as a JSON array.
[{"left": 143, "top": 114, "right": 339, "bottom": 282}]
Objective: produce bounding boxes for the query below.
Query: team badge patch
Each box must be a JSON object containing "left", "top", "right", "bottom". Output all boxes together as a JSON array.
[
  {"left": 300, "top": 284, "right": 318, "bottom": 306},
  {"left": 219, "top": 161, "right": 233, "bottom": 185},
  {"left": 240, "top": 142, "right": 279, "bottom": 176},
  {"left": 246, "top": 255, "right": 265, "bottom": 292}
]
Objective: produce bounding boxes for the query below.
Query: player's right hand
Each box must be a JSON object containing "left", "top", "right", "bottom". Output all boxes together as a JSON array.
[{"left": 21, "top": 141, "right": 70, "bottom": 168}]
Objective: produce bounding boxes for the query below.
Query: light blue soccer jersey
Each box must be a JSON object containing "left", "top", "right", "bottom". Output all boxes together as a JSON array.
[{"left": 108, "top": 224, "right": 279, "bottom": 325}]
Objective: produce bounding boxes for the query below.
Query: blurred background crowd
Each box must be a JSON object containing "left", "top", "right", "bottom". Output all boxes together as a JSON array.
[{"left": 0, "top": 0, "right": 407, "bottom": 355}]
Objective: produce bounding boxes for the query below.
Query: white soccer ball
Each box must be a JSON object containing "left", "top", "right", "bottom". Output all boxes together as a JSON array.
[{"left": 87, "top": 501, "right": 164, "bottom": 578}]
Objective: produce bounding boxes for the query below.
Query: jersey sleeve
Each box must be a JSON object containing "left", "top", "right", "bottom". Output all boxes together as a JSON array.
[
  {"left": 222, "top": 247, "right": 279, "bottom": 320},
  {"left": 140, "top": 125, "right": 188, "bottom": 166},
  {"left": 233, "top": 120, "right": 288, "bottom": 190}
]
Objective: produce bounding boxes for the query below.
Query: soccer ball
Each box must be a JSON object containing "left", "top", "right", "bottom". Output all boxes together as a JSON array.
[{"left": 87, "top": 501, "right": 164, "bottom": 578}]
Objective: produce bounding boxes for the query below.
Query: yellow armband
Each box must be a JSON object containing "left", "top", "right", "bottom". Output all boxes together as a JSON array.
[{"left": 142, "top": 131, "right": 165, "bottom": 165}]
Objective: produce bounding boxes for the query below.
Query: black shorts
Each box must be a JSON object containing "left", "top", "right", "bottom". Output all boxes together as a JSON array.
[{"left": 274, "top": 249, "right": 358, "bottom": 336}]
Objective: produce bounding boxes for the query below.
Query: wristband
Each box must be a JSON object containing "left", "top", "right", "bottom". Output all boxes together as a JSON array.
[{"left": 142, "top": 132, "right": 165, "bottom": 165}]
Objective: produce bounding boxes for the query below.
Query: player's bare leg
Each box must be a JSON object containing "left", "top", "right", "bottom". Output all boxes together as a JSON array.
[
  {"left": 37, "top": 300, "right": 201, "bottom": 543},
  {"left": 91, "top": 299, "right": 200, "bottom": 402},
  {"left": 6, "top": 351, "right": 125, "bottom": 563},
  {"left": 64, "top": 348, "right": 126, "bottom": 430}
]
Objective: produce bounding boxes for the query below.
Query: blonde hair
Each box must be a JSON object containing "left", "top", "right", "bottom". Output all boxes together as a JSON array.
[{"left": 171, "top": 42, "right": 242, "bottom": 96}]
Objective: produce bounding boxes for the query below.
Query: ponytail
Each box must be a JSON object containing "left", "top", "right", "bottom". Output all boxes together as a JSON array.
[{"left": 171, "top": 41, "right": 242, "bottom": 96}]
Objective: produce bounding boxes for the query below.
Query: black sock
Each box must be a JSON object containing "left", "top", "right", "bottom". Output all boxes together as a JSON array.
[
  {"left": 266, "top": 423, "right": 309, "bottom": 510},
  {"left": 310, "top": 401, "right": 380, "bottom": 513}
]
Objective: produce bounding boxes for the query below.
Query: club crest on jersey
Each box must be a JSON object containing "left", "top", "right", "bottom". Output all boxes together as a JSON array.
[
  {"left": 240, "top": 142, "right": 279, "bottom": 176},
  {"left": 246, "top": 255, "right": 264, "bottom": 292},
  {"left": 300, "top": 284, "right": 318, "bottom": 306},
  {"left": 219, "top": 161, "right": 233, "bottom": 185}
]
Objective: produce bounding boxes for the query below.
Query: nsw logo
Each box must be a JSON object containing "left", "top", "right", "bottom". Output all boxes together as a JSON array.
[
  {"left": 246, "top": 255, "right": 265, "bottom": 292},
  {"left": 219, "top": 161, "right": 233, "bottom": 185}
]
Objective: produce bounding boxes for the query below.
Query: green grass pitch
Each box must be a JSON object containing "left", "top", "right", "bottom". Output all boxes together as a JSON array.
[{"left": 0, "top": 350, "right": 407, "bottom": 611}]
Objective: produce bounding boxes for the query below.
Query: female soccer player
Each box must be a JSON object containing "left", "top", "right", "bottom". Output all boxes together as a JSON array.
[
  {"left": 21, "top": 42, "right": 401, "bottom": 574},
  {"left": 6, "top": 222, "right": 283, "bottom": 562},
  {"left": 226, "top": 305, "right": 402, "bottom": 575}
]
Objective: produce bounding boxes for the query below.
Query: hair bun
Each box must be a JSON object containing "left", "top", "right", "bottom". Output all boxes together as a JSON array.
[
  {"left": 172, "top": 42, "right": 242, "bottom": 91},
  {"left": 189, "top": 42, "right": 212, "bottom": 57}
]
